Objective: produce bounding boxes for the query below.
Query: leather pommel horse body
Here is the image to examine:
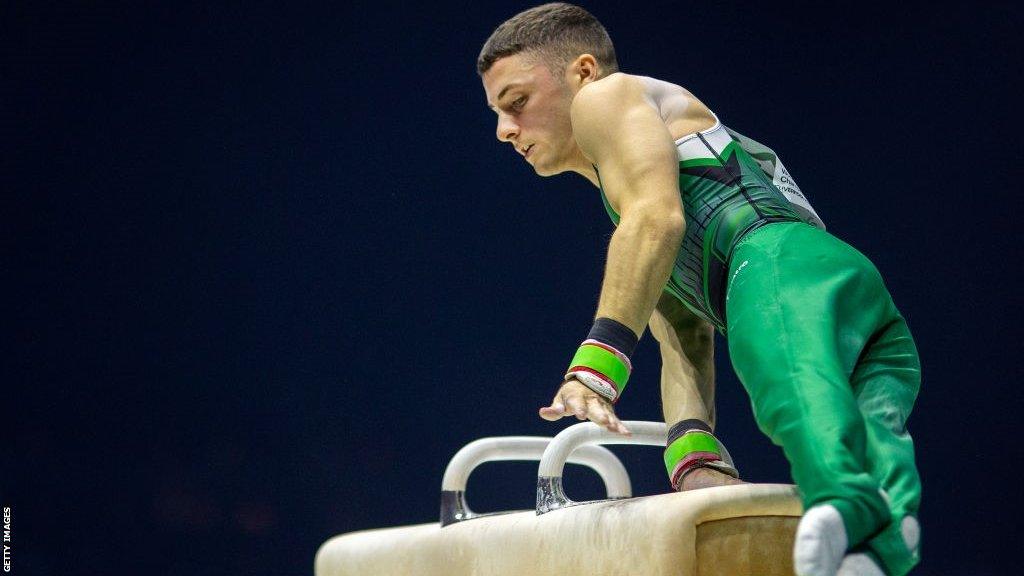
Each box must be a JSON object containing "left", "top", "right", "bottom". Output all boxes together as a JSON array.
[{"left": 316, "top": 421, "right": 802, "bottom": 576}]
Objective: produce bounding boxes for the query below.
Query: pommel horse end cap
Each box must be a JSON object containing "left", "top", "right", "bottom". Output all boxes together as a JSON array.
[{"left": 315, "top": 421, "right": 802, "bottom": 576}]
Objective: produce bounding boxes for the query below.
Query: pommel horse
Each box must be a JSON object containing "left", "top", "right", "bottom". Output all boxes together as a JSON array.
[{"left": 316, "top": 421, "right": 802, "bottom": 575}]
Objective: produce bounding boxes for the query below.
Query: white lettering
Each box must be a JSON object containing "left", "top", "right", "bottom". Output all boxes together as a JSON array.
[
  {"left": 726, "top": 259, "right": 750, "bottom": 302},
  {"left": 2, "top": 507, "right": 9, "bottom": 571}
]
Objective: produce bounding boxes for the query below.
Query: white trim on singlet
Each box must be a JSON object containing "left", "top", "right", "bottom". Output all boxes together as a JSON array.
[
  {"left": 673, "top": 113, "right": 731, "bottom": 160},
  {"left": 672, "top": 112, "right": 826, "bottom": 229}
]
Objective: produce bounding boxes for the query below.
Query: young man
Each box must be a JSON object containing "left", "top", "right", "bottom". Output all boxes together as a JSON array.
[{"left": 478, "top": 4, "right": 921, "bottom": 576}]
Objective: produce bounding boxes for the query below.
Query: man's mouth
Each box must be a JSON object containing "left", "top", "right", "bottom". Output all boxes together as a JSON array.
[{"left": 521, "top": 144, "right": 534, "bottom": 158}]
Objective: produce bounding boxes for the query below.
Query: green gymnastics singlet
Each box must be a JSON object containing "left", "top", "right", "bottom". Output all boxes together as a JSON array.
[
  {"left": 597, "top": 118, "right": 823, "bottom": 333},
  {"left": 596, "top": 117, "right": 923, "bottom": 576}
]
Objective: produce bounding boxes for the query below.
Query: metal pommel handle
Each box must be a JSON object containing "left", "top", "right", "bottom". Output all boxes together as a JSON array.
[
  {"left": 440, "top": 436, "right": 630, "bottom": 527},
  {"left": 537, "top": 421, "right": 671, "bottom": 514}
]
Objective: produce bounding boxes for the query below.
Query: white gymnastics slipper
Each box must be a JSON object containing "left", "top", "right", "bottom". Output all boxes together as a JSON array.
[{"left": 794, "top": 504, "right": 848, "bottom": 576}]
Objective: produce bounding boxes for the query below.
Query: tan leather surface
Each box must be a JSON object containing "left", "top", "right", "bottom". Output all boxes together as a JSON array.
[
  {"left": 315, "top": 484, "right": 802, "bottom": 576},
  {"left": 696, "top": 516, "right": 799, "bottom": 576}
]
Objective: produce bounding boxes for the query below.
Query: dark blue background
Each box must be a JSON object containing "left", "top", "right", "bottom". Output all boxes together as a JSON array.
[{"left": 5, "top": 1, "right": 1021, "bottom": 574}]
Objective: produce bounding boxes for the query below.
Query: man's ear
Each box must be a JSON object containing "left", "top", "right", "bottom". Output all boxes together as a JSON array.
[{"left": 567, "top": 54, "right": 600, "bottom": 88}]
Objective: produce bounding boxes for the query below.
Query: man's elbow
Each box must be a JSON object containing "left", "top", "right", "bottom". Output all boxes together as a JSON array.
[
  {"left": 663, "top": 211, "right": 685, "bottom": 242},
  {"left": 618, "top": 198, "right": 685, "bottom": 244},
  {"left": 640, "top": 209, "right": 685, "bottom": 246}
]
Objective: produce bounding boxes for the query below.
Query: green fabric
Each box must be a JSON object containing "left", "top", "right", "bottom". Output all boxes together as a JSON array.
[
  {"left": 725, "top": 221, "right": 921, "bottom": 575},
  {"left": 678, "top": 156, "right": 723, "bottom": 169},
  {"left": 596, "top": 138, "right": 810, "bottom": 333},
  {"left": 662, "top": 432, "right": 721, "bottom": 476},
  {"left": 566, "top": 343, "right": 630, "bottom": 392},
  {"left": 723, "top": 126, "right": 827, "bottom": 229}
]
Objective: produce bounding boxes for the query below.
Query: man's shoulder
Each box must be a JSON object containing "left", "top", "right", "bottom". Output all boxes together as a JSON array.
[
  {"left": 571, "top": 73, "right": 648, "bottom": 116},
  {"left": 572, "top": 74, "right": 700, "bottom": 122}
]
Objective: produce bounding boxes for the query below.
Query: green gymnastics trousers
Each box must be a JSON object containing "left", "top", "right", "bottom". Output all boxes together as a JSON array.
[{"left": 725, "top": 221, "right": 922, "bottom": 575}]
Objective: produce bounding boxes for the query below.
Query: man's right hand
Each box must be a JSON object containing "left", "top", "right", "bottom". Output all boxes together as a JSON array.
[{"left": 539, "top": 379, "right": 631, "bottom": 436}]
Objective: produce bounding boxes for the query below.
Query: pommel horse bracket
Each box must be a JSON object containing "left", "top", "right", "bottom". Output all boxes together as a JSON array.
[{"left": 442, "top": 421, "right": 737, "bottom": 525}]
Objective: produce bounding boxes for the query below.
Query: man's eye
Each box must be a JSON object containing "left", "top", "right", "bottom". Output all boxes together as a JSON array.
[{"left": 511, "top": 96, "right": 527, "bottom": 110}]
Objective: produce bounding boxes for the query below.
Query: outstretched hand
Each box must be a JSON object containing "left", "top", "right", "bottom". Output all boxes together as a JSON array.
[{"left": 539, "top": 379, "right": 631, "bottom": 435}]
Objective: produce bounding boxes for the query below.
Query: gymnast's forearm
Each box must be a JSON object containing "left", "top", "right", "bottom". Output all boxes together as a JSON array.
[{"left": 594, "top": 206, "right": 684, "bottom": 337}]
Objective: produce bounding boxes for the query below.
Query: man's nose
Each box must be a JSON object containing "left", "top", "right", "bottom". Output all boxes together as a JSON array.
[{"left": 496, "top": 113, "right": 519, "bottom": 143}]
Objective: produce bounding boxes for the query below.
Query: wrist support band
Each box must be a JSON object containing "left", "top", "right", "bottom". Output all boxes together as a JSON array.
[
  {"left": 564, "top": 340, "right": 631, "bottom": 402},
  {"left": 663, "top": 425, "right": 739, "bottom": 489},
  {"left": 667, "top": 419, "right": 713, "bottom": 439},
  {"left": 586, "top": 317, "right": 639, "bottom": 358},
  {"left": 564, "top": 318, "right": 639, "bottom": 403}
]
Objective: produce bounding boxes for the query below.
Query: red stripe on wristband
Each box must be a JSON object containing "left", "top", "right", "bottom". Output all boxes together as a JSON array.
[
  {"left": 567, "top": 366, "right": 616, "bottom": 386},
  {"left": 669, "top": 451, "right": 724, "bottom": 486},
  {"left": 565, "top": 366, "right": 620, "bottom": 403}
]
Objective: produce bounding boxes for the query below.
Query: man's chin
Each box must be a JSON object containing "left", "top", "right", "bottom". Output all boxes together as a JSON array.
[{"left": 531, "top": 162, "right": 562, "bottom": 177}]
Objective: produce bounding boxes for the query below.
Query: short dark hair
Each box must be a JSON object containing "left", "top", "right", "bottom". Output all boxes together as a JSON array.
[{"left": 477, "top": 3, "right": 618, "bottom": 77}]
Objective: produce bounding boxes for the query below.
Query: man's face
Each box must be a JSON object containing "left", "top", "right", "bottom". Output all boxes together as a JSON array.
[{"left": 482, "top": 53, "right": 583, "bottom": 177}]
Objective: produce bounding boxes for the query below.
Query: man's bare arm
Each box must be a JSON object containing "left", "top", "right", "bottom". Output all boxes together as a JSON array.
[
  {"left": 572, "top": 74, "right": 685, "bottom": 337},
  {"left": 539, "top": 75, "right": 685, "bottom": 435},
  {"left": 649, "top": 292, "right": 716, "bottom": 427}
]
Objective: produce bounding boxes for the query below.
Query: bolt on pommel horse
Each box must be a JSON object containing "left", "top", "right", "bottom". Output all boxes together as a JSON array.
[{"left": 316, "top": 421, "right": 802, "bottom": 576}]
